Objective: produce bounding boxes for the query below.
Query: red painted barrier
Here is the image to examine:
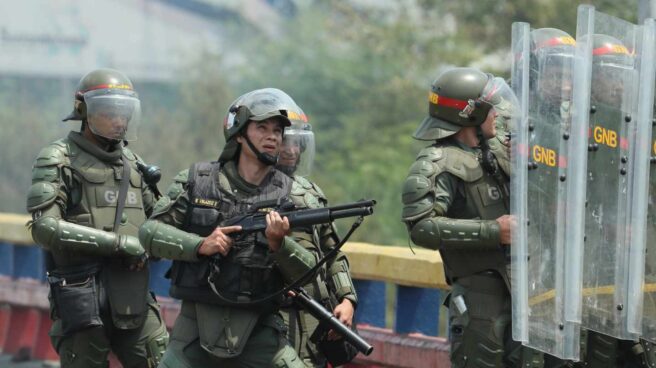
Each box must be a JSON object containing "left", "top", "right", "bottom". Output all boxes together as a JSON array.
[
  {"left": 33, "top": 310, "right": 58, "bottom": 362},
  {"left": 350, "top": 326, "right": 450, "bottom": 368},
  {"left": 4, "top": 306, "right": 41, "bottom": 360},
  {"left": 0, "top": 303, "right": 10, "bottom": 353}
]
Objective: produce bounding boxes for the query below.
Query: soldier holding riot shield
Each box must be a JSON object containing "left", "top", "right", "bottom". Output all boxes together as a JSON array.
[{"left": 401, "top": 67, "right": 543, "bottom": 367}]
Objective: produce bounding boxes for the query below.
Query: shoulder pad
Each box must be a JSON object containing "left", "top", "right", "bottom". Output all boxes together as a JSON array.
[
  {"left": 401, "top": 196, "right": 434, "bottom": 221},
  {"left": 152, "top": 170, "right": 189, "bottom": 217},
  {"left": 488, "top": 137, "right": 511, "bottom": 176},
  {"left": 26, "top": 181, "right": 59, "bottom": 212},
  {"left": 290, "top": 177, "right": 324, "bottom": 209},
  {"left": 433, "top": 146, "right": 483, "bottom": 182},
  {"left": 308, "top": 180, "right": 327, "bottom": 201},
  {"left": 291, "top": 175, "right": 313, "bottom": 194},
  {"left": 173, "top": 169, "right": 189, "bottom": 184},
  {"left": 291, "top": 176, "right": 327, "bottom": 200},
  {"left": 33, "top": 142, "right": 69, "bottom": 168},
  {"left": 165, "top": 169, "right": 189, "bottom": 200}
]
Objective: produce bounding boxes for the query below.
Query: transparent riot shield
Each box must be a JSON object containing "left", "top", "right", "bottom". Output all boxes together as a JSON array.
[
  {"left": 510, "top": 22, "right": 581, "bottom": 360},
  {"left": 638, "top": 18, "right": 656, "bottom": 342},
  {"left": 510, "top": 22, "right": 530, "bottom": 345},
  {"left": 576, "top": 4, "right": 649, "bottom": 340}
]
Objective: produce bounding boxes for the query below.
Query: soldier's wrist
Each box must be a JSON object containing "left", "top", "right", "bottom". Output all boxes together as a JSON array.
[
  {"left": 340, "top": 294, "right": 358, "bottom": 309},
  {"left": 487, "top": 220, "right": 502, "bottom": 245}
]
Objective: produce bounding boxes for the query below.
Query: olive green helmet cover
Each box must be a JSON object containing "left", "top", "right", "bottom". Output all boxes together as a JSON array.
[
  {"left": 62, "top": 68, "right": 135, "bottom": 122},
  {"left": 413, "top": 67, "right": 494, "bottom": 141}
]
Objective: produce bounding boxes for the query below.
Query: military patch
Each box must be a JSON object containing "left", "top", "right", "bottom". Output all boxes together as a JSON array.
[
  {"left": 193, "top": 198, "right": 219, "bottom": 208},
  {"left": 476, "top": 184, "right": 503, "bottom": 207},
  {"left": 95, "top": 187, "right": 142, "bottom": 208}
]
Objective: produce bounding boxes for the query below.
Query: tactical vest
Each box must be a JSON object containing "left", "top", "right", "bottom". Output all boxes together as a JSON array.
[
  {"left": 168, "top": 161, "right": 294, "bottom": 307},
  {"left": 433, "top": 144, "right": 511, "bottom": 286},
  {"left": 53, "top": 134, "right": 150, "bottom": 329}
]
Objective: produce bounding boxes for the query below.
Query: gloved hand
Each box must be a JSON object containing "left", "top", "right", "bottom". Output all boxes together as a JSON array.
[{"left": 116, "top": 235, "right": 148, "bottom": 271}]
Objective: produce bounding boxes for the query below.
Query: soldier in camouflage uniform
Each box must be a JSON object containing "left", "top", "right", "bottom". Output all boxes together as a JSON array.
[
  {"left": 138, "top": 88, "right": 324, "bottom": 367},
  {"left": 401, "top": 67, "right": 543, "bottom": 368},
  {"left": 26, "top": 69, "right": 169, "bottom": 368},
  {"left": 275, "top": 97, "right": 358, "bottom": 367}
]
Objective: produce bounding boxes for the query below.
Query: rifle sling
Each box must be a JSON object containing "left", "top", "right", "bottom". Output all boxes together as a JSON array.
[{"left": 113, "top": 154, "right": 131, "bottom": 232}]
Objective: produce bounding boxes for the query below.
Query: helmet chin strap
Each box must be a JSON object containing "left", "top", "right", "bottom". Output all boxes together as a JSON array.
[
  {"left": 243, "top": 134, "right": 278, "bottom": 166},
  {"left": 476, "top": 125, "right": 499, "bottom": 176}
]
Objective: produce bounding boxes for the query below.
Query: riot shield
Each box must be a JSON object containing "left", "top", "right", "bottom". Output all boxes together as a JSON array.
[
  {"left": 510, "top": 22, "right": 581, "bottom": 360},
  {"left": 575, "top": 5, "right": 650, "bottom": 340},
  {"left": 638, "top": 18, "right": 656, "bottom": 342}
]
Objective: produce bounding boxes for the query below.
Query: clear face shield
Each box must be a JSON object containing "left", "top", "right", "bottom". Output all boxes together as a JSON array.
[
  {"left": 278, "top": 124, "right": 315, "bottom": 177},
  {"left": 84, "top": 89, "right": 141, "bottom": 141},
  {"left": 590, "top": 57, "right": 635, "bottom": 107},
  {"left": 532, "top": 50, "right": 575, "bottom": 106},
  {"left": 225, "top": 88, "right": 295, "bottom": 134},
  {"left": 479, "top": 77, "right": 520, "bottom": 130}
]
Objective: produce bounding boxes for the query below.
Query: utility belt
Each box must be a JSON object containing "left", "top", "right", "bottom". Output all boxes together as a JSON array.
[
  {"left": 454, "top": 271, "right": 508, "bottom": 294},
  {"left": 169, "top": 255, "right": 284, "bottom": 309},
  {"left": 47, "top": 260, "right": 150, "bottom": 335}
]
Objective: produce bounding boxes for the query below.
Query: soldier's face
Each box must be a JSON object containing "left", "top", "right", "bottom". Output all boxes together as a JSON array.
[
  {"left": 481, "top": 108, "right": 498, "bottom": 139},
  {"left": 539, "top": 66, "right": 572, "bottom": 103},
  {"left": 279, "top": 139, "right": 301, "bottom": 167},
  {"left": 88, "top": 109, "right": 129, "bottom": 140},
  {"left": 239, "top": 119, "right": 284, "bottom": 157}
]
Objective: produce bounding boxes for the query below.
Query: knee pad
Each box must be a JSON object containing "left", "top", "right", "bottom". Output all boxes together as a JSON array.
[
  {"left": 585, "top": 332, "right": 619, "bottom": 367},
  {"left": 272, "top": 344, "right": 306, "bottom": 368},
  {"left": 145, "top": 330, "right": 170, "bottom": 368}
]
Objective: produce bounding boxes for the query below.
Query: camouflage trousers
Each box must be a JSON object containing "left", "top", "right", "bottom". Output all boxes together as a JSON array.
[
  {"left": 280, "top": 306, "right": 326, "bottom": 368},
  {"left": 50, "top": 294, "right": 169, "bottom": 368},
  {"left": 448, "top": 272, "right": 544, "bottom": 368},
  {"left": 158, "top": 301, "right": 309, "bottom": 368}
]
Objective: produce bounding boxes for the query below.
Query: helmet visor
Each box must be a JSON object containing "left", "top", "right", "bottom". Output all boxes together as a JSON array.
[
  {"left": 278, "top": 126, "right": 315, "bottom": 177},
  {"left": 85, "top": 89, "right": 141, "bottom": 141},
  {"left": 480, "top": 77, "right": 520, "bottom": 129},
  {"left": 533, "top": 52, "right": 575, "bottom": 104}
]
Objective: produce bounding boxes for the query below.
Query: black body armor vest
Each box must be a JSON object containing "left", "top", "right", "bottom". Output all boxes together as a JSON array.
[{"left": 168, "top": 161, "right": 294, "bottom": 307}]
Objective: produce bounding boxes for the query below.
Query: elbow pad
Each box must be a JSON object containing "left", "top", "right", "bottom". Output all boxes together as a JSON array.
[
  {"left": 410, "top": 216, "right": 501, "bottom": 250},
  {"left": 328, "top": 256, "right": 358, "bottom": 306},
  {"left": 139, "top": 219, "right": 202, "bottom": 262},
  {"left": 271, "top": 236, "right": 317, "bottom": 282},
  {"left": 31, "top": 216, "right": 143, "bottom": 257}
]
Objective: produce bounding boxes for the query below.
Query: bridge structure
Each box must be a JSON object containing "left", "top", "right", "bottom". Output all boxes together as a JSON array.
[{"left": 0, "top": 213, "right": 450, "bottom": 367}]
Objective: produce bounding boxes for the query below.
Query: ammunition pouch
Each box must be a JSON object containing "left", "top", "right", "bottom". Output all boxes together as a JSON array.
[
  {"left": 195, "top": 302, "right": 260, "bottom": 358},
  {"left": 105, "top": 259, "right": 150, "bottom": 329},
  {"left": 47, "top": 263, "right": 103, "bottom": 335}
]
